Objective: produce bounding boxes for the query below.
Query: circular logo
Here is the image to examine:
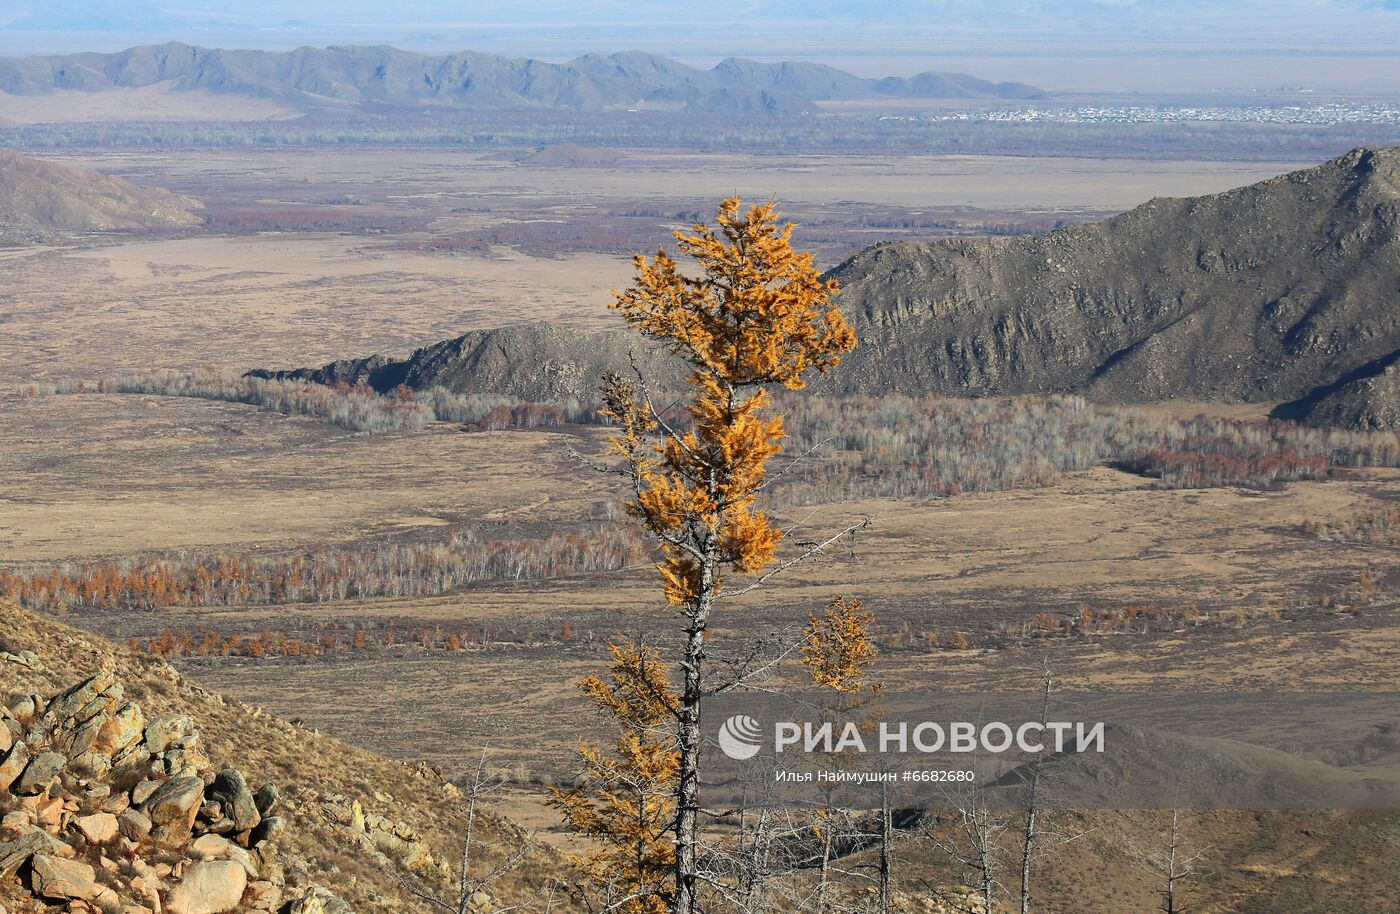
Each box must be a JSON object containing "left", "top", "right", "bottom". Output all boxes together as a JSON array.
[{"left": 717, "top": 714, "right": 764, "bottom": 760}]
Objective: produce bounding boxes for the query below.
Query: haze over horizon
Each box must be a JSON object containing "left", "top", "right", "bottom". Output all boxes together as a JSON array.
[{"left": 4, "top": 0, "right": 1400, "bottom": 93}]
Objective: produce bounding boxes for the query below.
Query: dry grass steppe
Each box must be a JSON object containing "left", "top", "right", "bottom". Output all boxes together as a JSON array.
[
  {"left": 2, "top": 145, "right": 1397, "bottom": 912},
  {"left": 1, "top": 150, "right": 1301, "bottom": 381}
]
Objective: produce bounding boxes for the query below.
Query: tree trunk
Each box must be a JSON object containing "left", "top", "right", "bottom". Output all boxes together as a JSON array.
[
  {"left": 1019, "top": 672, "right": 1052, "bottom": 914},
  {"left": 815, "top": 800, "right": 834, "bottom": 914},
  {"left": 740, "top": 806, "right": 771, "bottom": 914},
  {"left": 1018, "top": 792, "right": 1037, "bottom": 914},
  {"left": 1163, "top": 807, "right": 1180, "bottom": 914},
  {"left": 878, "top": 778, "right": 894, "bottom": 914},
  {"left": 673, "top": 548, "right": 716, "bottom": 914},
  {"left": 979, "top": 830, "right": 995, "bottom": 914}
]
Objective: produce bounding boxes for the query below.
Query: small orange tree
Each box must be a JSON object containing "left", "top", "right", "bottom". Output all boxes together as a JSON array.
[
  {"left": 601, "top": 197, "right": 859, "bottom": 913},
  {"left": 802, "top": 596, "right": 878, "bottom": 694},
  {"left": 802, "top": 596, "right": 881, "bottom": 911},
  {"left": 550, "top": 640, "right": 679, "bottom": 913}
]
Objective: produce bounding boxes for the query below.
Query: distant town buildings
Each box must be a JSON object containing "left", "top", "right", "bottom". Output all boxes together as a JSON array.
[{"left": 881, "top": 103, "right": 1400, "bottom": 126}]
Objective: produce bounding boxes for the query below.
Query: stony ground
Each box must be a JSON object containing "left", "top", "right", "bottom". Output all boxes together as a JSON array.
[{"left": 0, "top": 604, "right": 565, "bottom": 914}]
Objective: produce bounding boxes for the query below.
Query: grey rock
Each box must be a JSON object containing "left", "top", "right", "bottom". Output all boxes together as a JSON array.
[
  {"left": 287, "top": 886, "right": 353, "bottom": 914},
  {"left": 164, "top": 859, "right": 248, "bottom": 914},
  {"left": 144, "top": 775, "right": 206, "bottom": 822},
  {"left": 0, "top": 831, "right": 51, "bottom": 880},
  {"left": 42, "top": 671, "right": 119, "bottom": 729},
  {"left": 141, "top": 775, "right": 205, "bottom": 842},
  {"left": 14, "top": 751, "right": 66, "bottom": 795},
  {"left": 28, "top": 853, "right": 117, "bottom": 905},
  {"left": 117, "top": 807, "right": 153, "bottom": 841},
  {"left": 208, "top": 767, "right": 261, "bottom": 831},
  {"left": 203, "top": 815, "right": 236, "bottom": 835},
  {"left": 0, "top": 741, "right": 28, "bottom": 792},
  {"left": 144, "top": 714, "right": 199, "bottom": 755},
  {"left": 0, "top": 650, "right": 42, "bottom": 671},
  {"left": 4, "top": 695, "right": 37, "bottom": 724},
  {"left": 250, "top": 815, "right": 285, "bottom": 847},
  {"left": 253, "top": 782, "right": 281, "bottom": 816},
  {"left": 131, "top": 778, "right": 161, "bottom": 805}
]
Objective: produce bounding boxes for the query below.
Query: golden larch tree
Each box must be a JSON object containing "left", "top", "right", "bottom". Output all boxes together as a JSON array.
[
  {"left": 549, "top": 640, "right": 679, "bottom": 913},
  {"left": 802, "top": 595, "right": 881, "bottom": 912},
  {"left": 802, "top": 595, "right": 878, "bottom": 694},
  {"left": 601, "top": 197, "right": 858, "bottom": 913}
]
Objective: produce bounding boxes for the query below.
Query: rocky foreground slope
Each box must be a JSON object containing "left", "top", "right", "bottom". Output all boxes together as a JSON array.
[
  {"left": 260, "top": 147, "right": 1400, "bottom": 430},
  {"left": 0, "top": 603, "right": 558, "bottom": 914}
]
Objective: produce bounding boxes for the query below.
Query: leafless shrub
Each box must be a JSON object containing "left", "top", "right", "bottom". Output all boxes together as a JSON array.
[
  {"left": 14, "top": 374, "right": 1397, "bottom": 493},
  {"left": 397, "top": 749, "right": 547, "bottom": 914},
  {"left": 0, "top": 524, "right": 649, "bottom": 612},
  {"left": 111, "top": 369, "right": 434, "bottom": 431},
  {"left": 1121, "top": 808, "right": 1211, "bottom": 914},
  {"left": 771, "top": 394, "right": 1399, "bottom": 502},
  {"left": 1302, "top": 506, "right": 1400, "bottom": 545},
  {"left": 418, "top": 389, "right": 599, "bottom": 429}
]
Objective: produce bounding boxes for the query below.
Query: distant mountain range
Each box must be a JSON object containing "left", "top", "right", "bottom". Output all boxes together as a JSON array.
[
  {"left": 259, "top": 147, "right": 1400, "bottom": 430},
  {"left": 0, "top": 148, "right": 200, "bottom": 242},
  {"left": 0, "top": 43, "right": 1045, "bottom": 116}
]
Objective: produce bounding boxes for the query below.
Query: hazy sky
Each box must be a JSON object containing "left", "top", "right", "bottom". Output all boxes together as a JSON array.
[{"left": 4, "top": 1, "right": 1400, "bottom": 93}]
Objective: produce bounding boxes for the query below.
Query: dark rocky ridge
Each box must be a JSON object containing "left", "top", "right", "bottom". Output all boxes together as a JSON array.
[
  {"left": 257, "top": 324, "right": 678, "bottom": 404},
  {"left": 1282, "top": 353, "right": 1400, "bottom": 431},
  {"left": 831, "top": 146, "right": 1399, "bottom": 410},
  {"left": 257, "top": 147, "right": 1400, "bottom": 430},
  {"left": 0, "top": 43, "right": 1044, "bottom": 117}
]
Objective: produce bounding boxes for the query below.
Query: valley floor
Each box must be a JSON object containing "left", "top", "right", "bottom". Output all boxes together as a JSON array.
[{"left": 2, "top": 146, "right": 1397, "bottom": 912}]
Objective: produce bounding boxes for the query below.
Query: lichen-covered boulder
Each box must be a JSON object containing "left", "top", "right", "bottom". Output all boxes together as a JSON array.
[
  {"left": 164, "top": 859, "right": 248, "bottom": 914},
  {"left": 141, "top": 775, "right": 205, "bottom": 843}
]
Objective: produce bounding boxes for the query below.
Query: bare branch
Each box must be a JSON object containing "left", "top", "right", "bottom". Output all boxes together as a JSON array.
[
  {"left": 565, "top": 441, "right": 631, "bottom": 478},
  {"left": 718, "top": 516, "right": 869, "bottom": 600},
  {"left": 394, "top": 746, "right": 540, "bottom": 914},
  {"left": 754, "top": 434, "right": 835, "bottom": 494}
]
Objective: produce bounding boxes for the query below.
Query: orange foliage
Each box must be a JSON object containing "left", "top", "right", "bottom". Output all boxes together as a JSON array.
[
  {"left": 582, "top": 199, "right": 857, "bottom": 911},
  {"left": 0, "top": 525, "right": 647, "bottom": 614},
  {"left": 802, "top": 596, "right": 878, "bottom": 693},
  {"left": 550, "top": 641, "right": 679, "bottom": 913},
  {"left": 605, "top": 197, "right": 856, "bottom": 604}
]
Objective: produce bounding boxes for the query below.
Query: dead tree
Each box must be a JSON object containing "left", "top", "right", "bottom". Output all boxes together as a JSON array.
[
  {"left": 1011, "top": 664, "right": 1093, "bottom": 914},
  {"left": 920, "top": 730, "right": 1020, "bottom": 914},
  {"left": 810, "top": 800, "right": 861, "bottom": 914},
  {"left": 397, "top": 749, "right": 537, "bottom": 914},
  {"left": 925, "top": 782, "right": 1012, "bottom": 914},
  {"left": 697, "top": 763, "right": 812, "bottom": 914},
  {"left": 876, "top": 774, "right": 896, "bottom": 914},
  {"left": 1127, "top": 807, "right": 1211, "bottom": 914}
]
